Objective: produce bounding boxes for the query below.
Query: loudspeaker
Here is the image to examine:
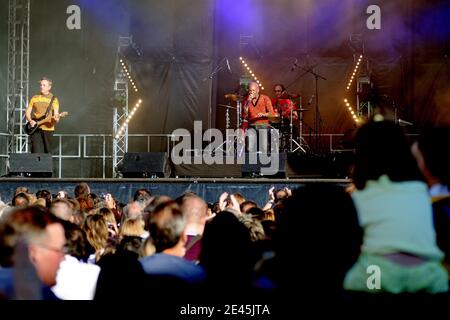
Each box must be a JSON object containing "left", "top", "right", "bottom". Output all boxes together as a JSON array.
[
  {"left": 121, "top": 152, "right": 171, "bottom": 178},
  {"left": 8, "top": 153, "right": 53, "bottom": 177},
  {"left": 241, "top": 152, "right": 286, "bottom": 178}
]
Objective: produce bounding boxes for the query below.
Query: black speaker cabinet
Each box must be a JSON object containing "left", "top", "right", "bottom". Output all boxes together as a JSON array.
[
  {"left": 8, "top": 153, "right": 53, "bottom": 177},
  {"left": 121, "top": 152, "right": 171, "bottom": 178},
  {"left": 241, "top": 152, "right": 286, "bottom": 178}
]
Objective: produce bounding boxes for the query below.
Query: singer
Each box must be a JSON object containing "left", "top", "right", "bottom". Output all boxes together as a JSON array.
[{"left": 241, "top": 82, "right": 275, "bottom": 153}]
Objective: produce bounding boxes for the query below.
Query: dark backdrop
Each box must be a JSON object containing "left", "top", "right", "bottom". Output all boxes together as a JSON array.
[{"left": 1, "top": 0, "right": 449, "bottom": 163}]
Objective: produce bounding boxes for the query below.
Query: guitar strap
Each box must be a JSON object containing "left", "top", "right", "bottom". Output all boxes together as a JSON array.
[{"left": 43, "top": 95, "right": 56, "bottom": 118}]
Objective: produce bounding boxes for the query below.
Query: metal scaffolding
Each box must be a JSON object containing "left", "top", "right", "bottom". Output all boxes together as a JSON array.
[
  {"left": 6, "top": 0, "right": 30, "bottom": 154},
  {"left": 357, "top": 75, "right": 373, "bottom": 121},
  {"left": 112, "top": 36, "right": 132, "bottom": 177},
  {"left": 356, "top": 50, "right": 373, "bottom": 121}
]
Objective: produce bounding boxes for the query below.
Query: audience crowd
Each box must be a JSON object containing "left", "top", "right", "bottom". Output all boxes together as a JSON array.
[{"left": 0, "top": 119, "right": 449, "bottom": 312}]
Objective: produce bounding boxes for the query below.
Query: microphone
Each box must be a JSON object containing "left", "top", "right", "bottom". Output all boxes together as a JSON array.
[
  {"left": 307, "top": 94, "right": 315, "bottom": 105},
  {"left": 226, "top": 58, "right": 231, "bottom": 73},
  {"left": 290, "top": 58, "right": 298, "bottom": 72},
  {"left": 398, "top": 118, "right": 413, "bottom": 126}
]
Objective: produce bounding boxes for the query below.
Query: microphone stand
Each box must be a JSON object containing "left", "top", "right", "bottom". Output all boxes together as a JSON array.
[
  {"left": 311, "top": 67, "right": 327, "bottom": 153},
  {"left": 288, "top": 63, "right": 327, "bottom": 153},
  {"left": 203, "top": 58, "right": 227, "bottom": 82},
  {"left": 204, "top": 57, "right": 228, "bottom": 145}
]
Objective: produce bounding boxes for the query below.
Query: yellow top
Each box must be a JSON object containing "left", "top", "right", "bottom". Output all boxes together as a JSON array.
[{"left": 27, "top": 93, "right": 60, "bottom": 131}]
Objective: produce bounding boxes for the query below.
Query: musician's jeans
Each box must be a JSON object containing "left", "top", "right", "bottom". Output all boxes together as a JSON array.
[
  {"left": 31, "top": 129, "right": 53, "bottom": 153},
  {"left": 247, "top": 125, "right": 268, "bottom": 154}
]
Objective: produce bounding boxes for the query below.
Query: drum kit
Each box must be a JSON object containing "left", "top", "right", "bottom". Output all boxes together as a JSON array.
[{"left": 218, "top": 92, "right": 310, "bottom": 153}]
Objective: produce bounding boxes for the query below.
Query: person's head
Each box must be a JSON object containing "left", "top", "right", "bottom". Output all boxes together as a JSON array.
[
  {"left": 36, "top": 189, "right": 52, "bottom": 208},
  {"left": 248, "top": 82, "right": 260, "bottom": 98},
  {"left": 231, "top": 193, "right": 246, "bottom": 205},
  {"left": 274, "top": 84, "right": 285, "bottom": 98},
  {"left": 39, "top": 77, "right": 52, "bottom": 95},
  {"left": 200, "top": 211, "right": 253, "bottom": 290},
  {"left": 83, "top": 213, "right": 109, "bottom": 252},
  {"left": 148, "top": 201, "right": 186, "bottom": 254},
  {"left": 116, "top": 236, "right": 144, "bottom": 258},
  {"left": 177, "top": 194, "right": 208, "bottom": 231},
  {"left": 274, "top": 188, "right": 289, "bottom": 202},
  {"left": 55, "top": 190, "right": 69, "bottom": 200},
  {"left": 63, "top": 222, "right": 94, "bottom": 262},
  {"left": 133, "top": 188, "right": 152, "bottom": 202},
  {"left": 12, "top": 192, "right": 30, "bottom": 207},
  {"left": 351, "top": 119, "right": 423, "bottom": 190},
  {"left": 74, "top": 182, "right": 90, "bottom": 199},
  {"left": 238, "top": 215, "right": 265, "bottom": 242},
  {"left": 98, "top": 207, "right": 117, "bottom": 228},
  {"left": 412, "top": 127, "right": 450, "bottom": 188},
  {"left": 277, "top": 184, "right": 362, "bottom": 300},
  {"left": 50, "top": 198, "right": 74, "bottom": 221},
  {"left": 119, "top": 217, "right": 146, "bottom": 238},
  {"left": 0, "top": 206, "right": 65, "bottom": 287},
  {"left": 14, "top": 186, "right": 29, "bottom": 197},
  {"left": 240, "top": 200, "right": 257, "bottom": 214}
]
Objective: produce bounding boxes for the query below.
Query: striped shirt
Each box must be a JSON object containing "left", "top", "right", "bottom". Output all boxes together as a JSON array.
[{"left": 27, "top": 93, "right": 59, "bottom": 131}]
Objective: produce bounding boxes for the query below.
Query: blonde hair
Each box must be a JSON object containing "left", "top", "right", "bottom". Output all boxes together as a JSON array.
[
  {"left": 120, "top": 217, "right": 145, "bottom": 238},
  {"left": 40, "top": 77, "right": 52, "bottom": 86},
  {"left": 83, "top": 213, "right": 108, "bottom": 252}
]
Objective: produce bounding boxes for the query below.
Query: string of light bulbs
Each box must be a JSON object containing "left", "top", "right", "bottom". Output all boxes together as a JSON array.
[
  {"left": 115, "top": 99, "right": 142, "bottom": 139},
  {"left": 346, "top": 54, "right": 363, "bottom": 91},
  {"left": 120, "top": 59, "right": 139, "bottom": 93},
  {"left": 344, "top": 98, "right": 360, "bottom": 124},
  {"left": 115, "top": 59, "right": 141, "bottom": 139},
  {"left": 239, "top": 57, "right": 265, "bottom": 90}
]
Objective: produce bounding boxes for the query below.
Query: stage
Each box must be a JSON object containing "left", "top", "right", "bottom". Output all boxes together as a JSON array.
[{"left": 0, "top": 177, "right": 350, "bottom": 207}]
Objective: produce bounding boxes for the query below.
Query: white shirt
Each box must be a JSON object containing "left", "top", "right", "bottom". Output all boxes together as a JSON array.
[{"left": 52, "top": 255, "right": 101, "bottom": 300}]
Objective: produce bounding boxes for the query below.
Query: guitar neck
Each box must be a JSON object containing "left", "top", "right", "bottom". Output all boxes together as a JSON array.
[{"left": 36, "top": 112, "right": 68, "bottom": 126}]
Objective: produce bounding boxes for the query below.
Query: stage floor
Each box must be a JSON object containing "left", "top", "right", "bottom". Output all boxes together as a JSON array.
[{"left": 0, "top": 177, "right": 350, "bottom": 207}]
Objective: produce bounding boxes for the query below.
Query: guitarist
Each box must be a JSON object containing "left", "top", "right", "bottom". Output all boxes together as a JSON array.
[{"left": 25, "top": 77, "right": 60, "bottom": 153}]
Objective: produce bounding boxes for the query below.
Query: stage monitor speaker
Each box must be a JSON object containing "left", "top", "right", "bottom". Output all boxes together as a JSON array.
[
  {"left": 241, "top": 152, "right": 286, "bottom": 178},
  {"left": 121, "top": 152, "right": 171, "bottom": 178},
  {"left": 8, "top": 153, "right": 53, "bottom": 177}
]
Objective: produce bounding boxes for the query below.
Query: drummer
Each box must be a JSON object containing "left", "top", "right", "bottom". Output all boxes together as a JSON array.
[{"left": 271, "top": 84, "right": 298, "bottom": 125}]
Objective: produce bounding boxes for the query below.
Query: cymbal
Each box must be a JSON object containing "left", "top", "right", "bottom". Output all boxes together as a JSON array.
[
  {"left": 292, "top": 108, "right": 309, "bottom": 112},
  {"left": 218, "top": 104, "right": 237, "bottom": 110},
  {"left": 224, "top": 93, "right": 244, "bottom": 101}
]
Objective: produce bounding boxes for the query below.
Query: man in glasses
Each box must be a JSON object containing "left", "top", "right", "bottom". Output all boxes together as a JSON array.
[
  {"left": 271, "top": 84, "right": 300, "bottom": 151},
  {"left": 0, "top": 206, "right": 66, "bottom": 299}
]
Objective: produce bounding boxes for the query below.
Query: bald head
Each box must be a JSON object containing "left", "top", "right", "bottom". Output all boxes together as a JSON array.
[
  {"left": 180, "top": 195, "right": 207, "bottom": 225},
  {"left": 248, "top": 82, "right": 259, "bottom": 95}
]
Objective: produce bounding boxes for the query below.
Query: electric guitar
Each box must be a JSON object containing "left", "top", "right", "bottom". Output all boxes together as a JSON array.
[{"left": 24, "top": 111, "right": 69, "bottom": 135}]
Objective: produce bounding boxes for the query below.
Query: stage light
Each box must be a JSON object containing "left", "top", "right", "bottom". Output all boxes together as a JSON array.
[
  {"left": 346, "top": 54, "right": 363, "bottom": 91},
  {"left": 120, "top": 60, "right": 139, "bottom": 93},
  {"left": 240, "top": 57, "right": 265, "bottom": 90},
  {"left": 115, "top": 99, "right": 143, "bottom": 140},
  {"left": 343, "top": 99, "right": 360, "bottom": 124}
]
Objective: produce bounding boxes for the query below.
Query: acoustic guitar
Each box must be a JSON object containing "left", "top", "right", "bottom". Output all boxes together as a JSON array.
[{"left": 24, "top": 111, "right": 69, "bottom": 135}]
